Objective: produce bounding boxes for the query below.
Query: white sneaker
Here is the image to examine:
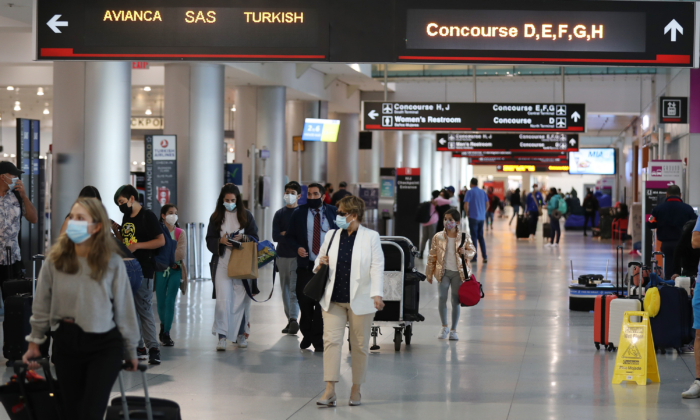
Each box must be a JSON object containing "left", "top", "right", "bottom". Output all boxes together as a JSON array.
[
  {"left": 449, "top": 330, "right": 459, "bottom": 341},
  {"left": 553, "top": 243, "right": 559, "bottom": 247},
  {"left": 438, "top": 327, "right": 449, "bottom": 339},
  {"left": 682, "top": 380, "right": 700, "bottom": 399},
  {"left": 237, "top": 335, "right": 248, "bottom": 348},
  {"left": 545, "top": 243, "right": 553, "bottom": 247},
  {"left": 216, "top": 338, "right": 227, "bottom": 351}
]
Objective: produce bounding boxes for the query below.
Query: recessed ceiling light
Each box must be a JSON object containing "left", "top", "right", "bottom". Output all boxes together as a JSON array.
[
  {"left": 14, "top": 101, "right": 20, "bottom": 111},
  {"left": 145, "top": 109, "right": 152, "bottom": 115},
  {"left": 43, "top": 108, "right": 50, "bottom": 115},
  {"left": 141, "top": 162, "right": 145, "bottom": 166},
  {"left": 132, "top": 161, "right": 137, "bottom": 165},
  {"left": 229, "top": 147, "right": 234, "bottom": 153},
  {"left": 37, "top": 87, "right": 44, "bottom": 96},
  {"left": 6, "top": 86, "right": 14, "bottom": 91},
  {"left": 231, "top": 105, "right": 236, "bottom": 112},
  {"left": 144, "top": 86, "right": 151, "bottom": 92}
]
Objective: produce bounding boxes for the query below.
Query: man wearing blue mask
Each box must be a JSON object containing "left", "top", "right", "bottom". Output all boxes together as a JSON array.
[
  {"left": 285, "top": 183, "right": 338, "bottom": 352},
  {"left": 0, "top": 161, "right": 38, "bottom": 299},
  {"left": 273, "top": 181, "right": 302, "bottom": 336}
]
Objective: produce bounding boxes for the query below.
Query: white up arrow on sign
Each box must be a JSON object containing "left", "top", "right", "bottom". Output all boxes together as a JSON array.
[
  {"left": 569, "top": 139, "right": 577, "bottom": 146},
  {"left": 367, "top": 110, "right": 378, "bottom": 120},
  {"left": 47, "top": 14, "right": 69, "bottom": 33},
  {"left": 571, "top": 111, "right": 581, "bottom": 122},
  {"left": 664, "top": 19, "right": 683, "bottom": 42}
]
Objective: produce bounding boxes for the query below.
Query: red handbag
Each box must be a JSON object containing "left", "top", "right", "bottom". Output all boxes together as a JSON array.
[{"left": 459, "top": 274, "right": 484, "bottom": 307}]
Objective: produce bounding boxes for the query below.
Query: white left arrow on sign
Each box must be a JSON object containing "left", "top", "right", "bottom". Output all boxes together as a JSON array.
[
  {"left": 368, "top": 110, "right": 379, "bottom": 120},
  {"left": 47, "top": 14, "right": 68, "bottom": 33}
]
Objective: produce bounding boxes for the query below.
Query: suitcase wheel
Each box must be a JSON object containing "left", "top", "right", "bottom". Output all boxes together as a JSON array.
[
  {"left": 393, "top": 328, "right": 402, "bottom": 352},
  {"left": 676, "top": 347, "right": 684, "bottom": 355},
  {"left": 595, "top": 343, "right": 600, "bottom": 350},
  {"left": 661, "top": 348, "right": 667, "bottom": 355},
  {"left": 404, "top": 325, "right": 412, "bottom": 346}
]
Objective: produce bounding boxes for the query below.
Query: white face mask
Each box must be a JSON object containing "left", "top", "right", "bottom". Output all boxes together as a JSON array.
[
  {"left": 165, "top": 214, "right": 178, "bottom": 226},
  {"left": 284, "top": 194, "right": 298, "bottom": 205}
]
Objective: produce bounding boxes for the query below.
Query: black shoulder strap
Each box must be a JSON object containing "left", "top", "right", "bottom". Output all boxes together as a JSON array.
[{"left": 460, "top": 232, "right": 468, "bottom": 275}]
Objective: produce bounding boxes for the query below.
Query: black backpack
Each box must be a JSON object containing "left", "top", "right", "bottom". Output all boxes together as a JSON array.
[{"left": 415, "top": 201, "right": 433, "bottom": 224}]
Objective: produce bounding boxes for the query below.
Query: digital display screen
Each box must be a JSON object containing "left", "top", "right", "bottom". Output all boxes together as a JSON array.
[
  {"left": 302, "top": 118, "right": 340, "bottom": 142},
  {"left": 84, "top": 7, "right": 320, "bottom": 48},
  {"left": 568, "top": 148, "right": 616, "bottom": 175},
  {"left": 406, "top": 10, "right": 646, "bottom": 53}
]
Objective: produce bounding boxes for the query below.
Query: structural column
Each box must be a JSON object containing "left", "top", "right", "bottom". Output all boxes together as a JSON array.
[
  {"left": 419, "top": 135, "right": 433, "bottom": 201},
  {"left": 442, "top": 152, "right": 452, "bottom": 189},
  {"left": 52, "top": 61, "right": 131, "bottom": 241},
  {"left": 234, "top": 86, "right": 257, "bottom": 201},
  {"left": 256, "top": 86, "right": 286, "bottom": 238},
  {"left": 432, "top": 150, "right": 443, "bottom": 192},
  {"left": 451, "top": 156, "right": 462, "bottom": 190},
  {"left": 330, "top": 112, "right": 359, "bottom": 186},
  {"left": 382, "top": 131, "right": 402, "bottom": 168},
  {"left": 402, "top": 132, "right": 420, "bottom": 168},
  {"left": 359, "top": 132, "right": 381, "bottom": 184}
]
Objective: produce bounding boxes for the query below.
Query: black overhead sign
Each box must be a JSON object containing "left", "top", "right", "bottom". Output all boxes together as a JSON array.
[
  {"left": 437, "top": 133, "right": 578, "bottom": 154},
  {"left": 36, "top": 0, "right": 695, "bottom": 67},
  {"left": 659, "top": 96, "right": 688, "bottom": 124},
  {"left": 364, "top": 102, "right": 585, "bottom": 132},
  {"left": 470, "top": 155, "right": 569, "bottom": 165}
]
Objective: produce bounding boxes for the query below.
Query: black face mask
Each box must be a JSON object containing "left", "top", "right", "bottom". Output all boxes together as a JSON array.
[
  {"left": 307, "top": 198, "right": 322, "bottom": 209},
  {"left": 119, "top": 202, "right": 131, "bottom": 214}
]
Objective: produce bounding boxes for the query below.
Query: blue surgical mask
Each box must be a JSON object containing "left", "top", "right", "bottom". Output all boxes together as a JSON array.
[
  {"left": 336, "top": 215, "right": 351, "bottom": 230},
  {"left": 66, "top": 220, "right": 92, "bottom": 244},
  {"left": 224, "top": 202, "right": 236, "bottom": 212},
  {"left": 7, "top": 177, "right": 18, "bottom": 190}
]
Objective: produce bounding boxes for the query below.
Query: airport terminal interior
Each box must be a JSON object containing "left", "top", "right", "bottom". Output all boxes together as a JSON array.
[{"left": 0, "top": 0, "right": 699, "bottom": 419}]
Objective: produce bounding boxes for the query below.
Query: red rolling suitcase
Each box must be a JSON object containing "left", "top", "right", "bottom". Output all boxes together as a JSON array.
[{"left": 594, "top": 294, "right": 617, "bottom": 350}]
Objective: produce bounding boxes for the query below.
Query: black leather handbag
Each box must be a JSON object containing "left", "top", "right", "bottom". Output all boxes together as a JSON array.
[{"left": 303, "top": 230, "right": 339, "bottom": 301}]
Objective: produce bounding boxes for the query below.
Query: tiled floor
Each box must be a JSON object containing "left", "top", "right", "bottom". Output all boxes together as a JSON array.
[{"left": 2, "top": 216, "right": 699, "bottom": 419}]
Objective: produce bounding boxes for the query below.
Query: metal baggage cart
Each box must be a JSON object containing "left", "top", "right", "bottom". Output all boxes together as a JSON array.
[{"left": 348, "top": 236, "right": 424, "bottom": 352}]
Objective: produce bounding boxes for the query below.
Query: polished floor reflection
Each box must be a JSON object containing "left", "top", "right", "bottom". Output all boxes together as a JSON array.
[{"left": 1, "top": 216, "right": 699, "bottom": 419}]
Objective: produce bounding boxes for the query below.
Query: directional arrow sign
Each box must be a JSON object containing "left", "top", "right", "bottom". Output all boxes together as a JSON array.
[
  {"left": 664, "top": 19, "right": 683, "bottom": 42},
  {"left": 569, "top": 139, "right": 577, "bottom": 146},
  {"left": 571, "top": 111, "right": 581, "bottom": 123},
  {"left": 47, "top": 14, "right": 68, "bottom": 33},
  {"left": 439, "top": 138, "right": 447, "bottom": 145},
  {"left": 367, "top": 110, "right": 378, "bottom": 120}
]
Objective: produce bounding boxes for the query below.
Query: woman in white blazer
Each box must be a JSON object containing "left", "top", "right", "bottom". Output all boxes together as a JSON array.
[{"left": 313, "top": 196, "right": 384, "bottom": 408}]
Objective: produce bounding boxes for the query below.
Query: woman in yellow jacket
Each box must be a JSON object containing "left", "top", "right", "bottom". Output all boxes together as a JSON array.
[{"left": 425, "top": 208, "right": 476, "bottom": 341}]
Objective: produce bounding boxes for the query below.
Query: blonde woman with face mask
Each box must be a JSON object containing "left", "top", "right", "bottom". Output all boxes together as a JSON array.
[
  {"left": 425, "top": 208, "right": 476, "bottom": 341},
  {"left": 23, "top": 197, "right": 140, "bottom": 419}
]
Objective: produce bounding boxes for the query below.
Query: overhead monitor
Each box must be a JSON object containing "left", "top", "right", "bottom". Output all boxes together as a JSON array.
[
  {"left": 568, "top": 148, "right": 616, "bottom": 175},
  {"left": 302, "top": 118, "right": 340, "bottom": 142}
]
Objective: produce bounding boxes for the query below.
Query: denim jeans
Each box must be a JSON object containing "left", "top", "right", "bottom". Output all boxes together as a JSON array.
[
  {"left": 277, "top": 257, "right": 299, "bottom": 321},
  {"left": 438, "top": 270, "right": 461, "bottom": 330},
  {"left": 550, "top": 218, "right": 561, "bottom": 244},
  {"left": 123, "top": 259, "right": 143, "bottom": 296},
  {"left": 468, "top": 218, "right": 487, "bottom": 260},
  {"left": 485, "top": 211, "right": 495, "bottom": 227}
]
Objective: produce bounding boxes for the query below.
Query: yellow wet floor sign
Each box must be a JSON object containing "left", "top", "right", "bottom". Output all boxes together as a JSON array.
[{"left": 612, "top": 311, "right": 660, "bottom": 386}]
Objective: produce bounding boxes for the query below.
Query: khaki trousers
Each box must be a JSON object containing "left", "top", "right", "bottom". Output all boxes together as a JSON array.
[{"left": 322, "top": 302, "right": 374, "bottom": 384}]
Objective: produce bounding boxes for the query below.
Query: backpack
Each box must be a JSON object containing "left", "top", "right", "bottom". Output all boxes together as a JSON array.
[
  {"left": 415, "top": 201, "right": 433, "bottom": 224},
  {"left": 153, "top": 222, "right": 177, "bottom": 271},
  {"left": 557, "top": 197, "right": 568, "bottom": 214}
]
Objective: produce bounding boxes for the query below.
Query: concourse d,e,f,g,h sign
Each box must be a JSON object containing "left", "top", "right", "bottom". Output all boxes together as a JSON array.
[{"left": 301, "top": 118, "right": 340, "bottom": 142}]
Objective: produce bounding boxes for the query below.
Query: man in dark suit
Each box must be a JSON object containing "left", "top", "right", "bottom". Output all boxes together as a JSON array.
[{"left": 285, "top": 183, "right": 338, "bottom": 351}]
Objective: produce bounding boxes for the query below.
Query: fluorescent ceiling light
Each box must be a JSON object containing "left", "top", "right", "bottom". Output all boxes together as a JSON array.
[
  {"left": 144, "top": 86, "right": 151, "bottom": 92},
  {"left": 145, "top": 109, "right": 152, "bottom": 115},
  {"left": 6, "top": 86, "right": 13, "bottom": 91}
]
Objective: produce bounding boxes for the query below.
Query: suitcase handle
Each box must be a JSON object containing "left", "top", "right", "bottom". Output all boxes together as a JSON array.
[
  {"left": 118, "top": 364, "right": 152, "bottom": 420},
  {"left": 13, "top": 359, "right": 63, "bottom": 420}
]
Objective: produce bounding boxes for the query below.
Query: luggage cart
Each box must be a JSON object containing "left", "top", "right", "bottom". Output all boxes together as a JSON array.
[{"left": 349, "top": 236, "right": 425, "bottom": 352}]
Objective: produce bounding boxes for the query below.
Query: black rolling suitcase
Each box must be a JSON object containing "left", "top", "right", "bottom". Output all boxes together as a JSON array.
[
  {"left": 649, "top": 285, "right": 693, "bottom": 354},
  {"left": 3, "top": 255, "right": 49, "bottom": 366},
  {"left": 1, "top": 247, "right": 31, "bottom": 298},
  {"left": 381, "top": 237, "right": 417, "bottom": 272},
  {"left": 106, "top": 364, "right": 181, "bottom": 420},
  {"left": 516, "top": 215, "right": 529, "bottom": 238},
  {"left": 543, "top": 222, "right": 551, "bottom": 239}
]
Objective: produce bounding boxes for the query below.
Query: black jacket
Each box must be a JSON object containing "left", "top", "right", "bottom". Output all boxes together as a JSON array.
[
  {"left": 647, "top": 197, "right": 696, "bottom": 242},
  {"left": 673, "top": 218, "right": 700, "bottom": 276},
  {"left": 206, "top": 209, "right": 259, "bottom": 299},
  {"left": 330, "top": 189, "right": 352, "bottom": 207},
  {"left": 284, "top": 204, "right": 338, "bottom": 270}
]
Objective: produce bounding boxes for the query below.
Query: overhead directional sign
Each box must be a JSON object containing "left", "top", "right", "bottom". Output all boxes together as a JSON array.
[
  {"left": 658, "top": 96, "right": 687, "bottom": 124},
  {"left": 470, "top": 155, "right": 569, "bottom": 165},
  {"left": 397, "top": 0, "right": 695, "bottom": 66},
  {"left": 36, "top": 0, "right": 695, "bottom": 67},
  {"left": 437, "top": 133, "right": 578, "bottom": 155},
  {"left": 497, "top": 165, "right": 570, "bottom": 172},
  {"left": 364, "top": 102, "right": 586, "bottom": 132}
]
